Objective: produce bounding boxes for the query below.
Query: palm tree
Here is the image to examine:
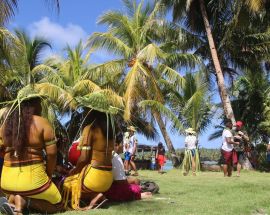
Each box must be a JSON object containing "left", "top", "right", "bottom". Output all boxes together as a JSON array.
[
  {"left": 162, "top": 0, "right": 236, "bottom": 124},
  {"left": 232, "top": 68, "right": 270, "bottom": 142},
  {"left": 39, "top": 41, "right": 102, "bottom": 108},
  {"left": 0, "top": 0, "right": 60, "bottom": 26},
  {"left": 0, "top": 28, "right": 52, "bottom": 101},
  {"left": 86, "top": 0, "right": 199, "bottom": 166},
  {"left": 169, "top": 71, "right": 215, "bottom": 139}
]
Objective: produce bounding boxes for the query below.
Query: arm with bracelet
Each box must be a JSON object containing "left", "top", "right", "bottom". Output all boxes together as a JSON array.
[
  {"left": 69, "top": 125, "right": 92, "bottom": 175},
  {"left": 43, "top": 119, "right": 57, "bottom": 178}
]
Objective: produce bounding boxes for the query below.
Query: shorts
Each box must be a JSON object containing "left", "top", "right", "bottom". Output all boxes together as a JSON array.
[
  {"left": 267, "top": 153, "right": 270, "bottom": 163},
  {"left": 190, "top": 149, "right": 196, "bottom": 157},
  {"left": 237, "top": 151, "right": 245, "bottom": 165},
  {"left": 221, "top": 149, "right": 233, "bottom": 165},
  {"left": 157, "top": 155, "right": 166, "bottom": 166},
  {"left": 124, "top": 152, "right": 131, "bottom": 161}
]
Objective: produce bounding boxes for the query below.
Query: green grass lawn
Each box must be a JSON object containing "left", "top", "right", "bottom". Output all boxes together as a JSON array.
[{"left": 60, "top": 169, "right": 270, "bottom": 215}]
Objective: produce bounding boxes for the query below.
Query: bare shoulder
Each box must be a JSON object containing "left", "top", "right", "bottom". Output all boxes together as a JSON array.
[
  {"left": 33, "top": 115, "right": 53, "bottom": 132},
  {"left": 83, "top": 124, "right": 92, "bottom": 130},
  {"left": 33, "top": 115, "right": 51, "bottom": 125}
]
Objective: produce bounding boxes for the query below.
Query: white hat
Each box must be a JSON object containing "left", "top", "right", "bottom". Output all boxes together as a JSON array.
[
  {"left": 185, "top": 127, "right": 196, "bottom": 134},
  {"left": 127, "top": 126, "right": 136, "bottom": 132}
]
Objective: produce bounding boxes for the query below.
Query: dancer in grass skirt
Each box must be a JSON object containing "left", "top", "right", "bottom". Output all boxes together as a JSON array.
[{"left": 182, "top": 128, "right": 200, "bottom": 176}]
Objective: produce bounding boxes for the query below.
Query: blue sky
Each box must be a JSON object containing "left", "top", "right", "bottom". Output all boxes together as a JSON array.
[{"left": 9, "top": 0, "right": 223, "bottom": 149}]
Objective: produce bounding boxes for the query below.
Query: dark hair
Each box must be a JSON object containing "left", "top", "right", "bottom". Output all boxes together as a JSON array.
[
  {"left": 3, "top": 97, "right": 42, "bottom": 157},
  {"left": 158, "top": 142, "right": 163, "bottom": 148},
  {"left": 225, "top": 119, "right": 232, "bottom": 127},
  {"left": 115, "top": 132, "right": 123, "bottom": 144},
  {"left": 82, "top": 109, "right": 114, "bottom": 140}
]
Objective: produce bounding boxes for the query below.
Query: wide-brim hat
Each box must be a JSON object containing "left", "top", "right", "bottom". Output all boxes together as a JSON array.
[
  {"left": 127, "top": 126, "right": 136, "bottom": 132},
  {"left": 185, "top": 127, "right": 196, "bottom": 134},
  {"left": 76, "top": 90, "right": 124, "bottom": 115}
]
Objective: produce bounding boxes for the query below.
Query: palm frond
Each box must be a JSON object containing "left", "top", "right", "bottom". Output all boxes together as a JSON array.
[
  {"left": 82, "top": 59, "right": 126, "bottom": 81},
  {"left": 87, "top": 32, "right": 132, "bottom": 58},
  {"left": 158, "top": 64, "right": 186, "bottom": 92},
  {"left": 137, "top": 43, "right": 166, "bottom": 64},
  {"left": 139, "top": 99, "right": 185, "bottom": 133},
  {"left": 34, "top": 83, "right": 75, "bottom": 110},
  {"left": 73, "top": 80, "right": 101, "bottom": 97},
  {"left": 0, "top": 0, "right": 18, "bottom": 25},
  {"left": 76, "top": 89, "right": 124, "bottom": 115},
  {"left": 123, "top": 61, "right": 141, "bottom": 120}
]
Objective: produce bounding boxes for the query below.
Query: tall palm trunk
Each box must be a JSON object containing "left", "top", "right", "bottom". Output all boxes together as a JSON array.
[
  {"left": 154, "top": 112, "right": 180, "bottom": 167},
  {"left": 199, "top": 0, "right": 235, "bottom": 124}
]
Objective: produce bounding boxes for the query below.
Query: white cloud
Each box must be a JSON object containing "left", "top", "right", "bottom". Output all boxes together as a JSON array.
[{"left": 28, "top": 17, "right": 87, "bottom": 50}]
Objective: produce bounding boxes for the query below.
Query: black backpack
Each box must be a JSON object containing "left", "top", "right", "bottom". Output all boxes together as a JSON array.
[{"left": 140, "top": 181, "right": 159, "bottom": 194}]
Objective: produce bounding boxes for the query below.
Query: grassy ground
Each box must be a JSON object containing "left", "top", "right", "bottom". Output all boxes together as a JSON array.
[{"left": 60, "top": 169, "right": 270, "bottom": 215}]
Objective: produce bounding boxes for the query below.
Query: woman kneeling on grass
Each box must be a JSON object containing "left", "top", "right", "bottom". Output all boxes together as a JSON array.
[
  {"left": 62, "top": 109, "right": 115, "bottom": 210},
  {"left": 0, "top": 95, "right": 63, "bottom": 215}
]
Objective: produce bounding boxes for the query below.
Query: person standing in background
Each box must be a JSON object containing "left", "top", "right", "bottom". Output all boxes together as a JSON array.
[
  {"left": 221, "top": 120, "right": 239, "bottom": 177},
  {"left": 123, "top": 131, "right": 130, "bottom": 175},
  {"left": 156, "top": 142, "right": 166, "bottom": 174},
  {"left": 233, "top": 121, "right": 250, "bottom": 177},
  {"left": 127, "top": 126, "right": 138, "bottom": 176},
  {"left": 182, "top": 128, "right": 199, "bottom": 176}
]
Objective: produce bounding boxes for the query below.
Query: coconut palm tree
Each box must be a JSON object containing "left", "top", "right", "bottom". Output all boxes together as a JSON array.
[
  {"left": 33, "top": 41, "right": 102, "bottom": 123},
  {"left": 0, "top": 28, "right": 53, "bottom": 101},
  {"left": 162, "top": 0, "right": 236, "bottom": 124},
  {"left": 232, "top": 68, "right": 270, "bottom": 142},
  {"left": 86, "top": 0, "right": 199, "bottom": 166},
  {"left": 0, "top": 0, "right": 60, "bottom": 26},
  {"left": 170, "top": 71, "right": 215, "bottom": 137}
]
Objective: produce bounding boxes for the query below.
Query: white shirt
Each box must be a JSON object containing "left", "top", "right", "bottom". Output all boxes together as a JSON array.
[
  {"left": 221, "top": 129, "right": 233, "bottom": 152},
  {"left": 128, "top": 135, "right": 137, "bottom": 154},
  {"left": 123, "top": 132, "right": 130, "bottom": 153},
  {"left": 112, "top": 152, "right": 127, "bottom": 181},
  {"left": 184, "top": 135, "right": 197, "bottom": 150}
]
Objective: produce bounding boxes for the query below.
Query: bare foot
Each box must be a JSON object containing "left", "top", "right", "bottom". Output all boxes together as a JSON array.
[
  {"left": 141, "top": 192, "right": 152, "bottom": 199},
  {"left": 79, "top": 193, "right": 107, "bottom": 210}
]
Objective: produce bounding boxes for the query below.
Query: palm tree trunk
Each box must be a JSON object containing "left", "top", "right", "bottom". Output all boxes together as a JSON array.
[
  {"left": 154, "top": 112, "right": 180, "bottom": 167},
  {"left": 199, "top": 0, "right": 235, "bottom": 124}
]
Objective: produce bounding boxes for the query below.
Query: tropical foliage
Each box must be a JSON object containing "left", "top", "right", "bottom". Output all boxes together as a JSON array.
[{"left": 0, "top": 0, "right": 269, "bottom": 168}]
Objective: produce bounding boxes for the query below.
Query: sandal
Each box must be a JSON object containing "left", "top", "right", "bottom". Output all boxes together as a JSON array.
[
  {"left": 0, "top": 203, "right": 15, "bottom": 215},
  {"left": 93, "top": 199, "right": 108, "bottom": 209},
  {"left": 0, "top": 197, "right": 8, "bottom": 207}
]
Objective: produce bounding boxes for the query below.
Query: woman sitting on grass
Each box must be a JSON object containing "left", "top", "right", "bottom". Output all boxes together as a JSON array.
[
  {"left": 63, "top": 109, "right": 115, "bottom": 210},
  {"left": 0, "top": 96, "right": 63, "bottom": 215}
]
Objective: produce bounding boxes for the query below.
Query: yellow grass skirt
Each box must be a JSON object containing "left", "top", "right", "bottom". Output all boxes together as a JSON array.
[
  {"left": 62, "top": 165, "right": 113, "bottom": 209},
  {"left": 181, "top": 149, "right": 200, "bottom": 174},
  {"left": 1, "top": 163, "right": 61, "bottom": 204}
]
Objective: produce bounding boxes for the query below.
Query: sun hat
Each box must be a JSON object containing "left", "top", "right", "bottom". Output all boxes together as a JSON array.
[
  {"left": 75, "top": 90, "right": 123, "bottom": 115},
  {"left": 236, "top": 121, "right": 243, "bottom": 127},
  {"left": 185, "top": 127, "right": 196, "bottom": 134},
  {"left": 127, "top": 126, "right": 136, "bottom": 132}
]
